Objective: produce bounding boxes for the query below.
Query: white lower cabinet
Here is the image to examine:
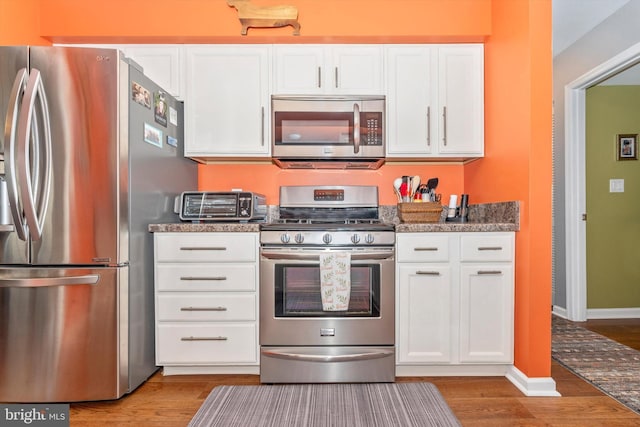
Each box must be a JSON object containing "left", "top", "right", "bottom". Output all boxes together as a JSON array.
[
  {"left": 153, "top": 232, "right": 259, "bottom": 375},
  {"left": 396, "top": 232, "right": 514, "bottom": 375}
]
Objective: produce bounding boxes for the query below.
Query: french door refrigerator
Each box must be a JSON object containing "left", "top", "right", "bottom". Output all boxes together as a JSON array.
[{"left": 0, "top": 46, "right": 197, "bottom": 402}]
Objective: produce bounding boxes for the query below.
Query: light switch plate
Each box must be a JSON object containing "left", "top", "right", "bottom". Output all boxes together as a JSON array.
[{"left": 610, "top": 179, "right": 624, "bottom": 193}]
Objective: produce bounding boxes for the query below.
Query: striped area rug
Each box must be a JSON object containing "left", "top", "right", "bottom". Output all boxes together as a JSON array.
[
  {"left": 552, "top": 316, "right": 640, "bottom": 413},
  {"left": 189, "top": 382, "right": 461, "bottom": 427}
]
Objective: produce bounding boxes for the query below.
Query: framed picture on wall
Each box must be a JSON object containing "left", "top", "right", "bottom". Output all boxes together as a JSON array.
[{"left": 617, "top": 134, "right": 638, "bottom": 160}]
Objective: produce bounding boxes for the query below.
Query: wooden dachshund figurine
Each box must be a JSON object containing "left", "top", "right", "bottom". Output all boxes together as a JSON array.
[{"left": 227, "top": 0, "right": 301, "bottom": 35}]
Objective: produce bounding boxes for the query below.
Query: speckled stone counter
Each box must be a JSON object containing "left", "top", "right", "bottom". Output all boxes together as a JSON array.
[
  {"left": 148, "top": 222, "right": 262, "bottom": 233},
  {"left": 385, "top": 201, "right": 519, "bottom": 233},
  {"left": 149, "top": 201, "right": 519, "bottom": 233}
]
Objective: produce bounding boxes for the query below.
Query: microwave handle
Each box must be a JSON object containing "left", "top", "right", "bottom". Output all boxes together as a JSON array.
[{"left": 353, "top": 102, "right": 360, "bottom": 154}]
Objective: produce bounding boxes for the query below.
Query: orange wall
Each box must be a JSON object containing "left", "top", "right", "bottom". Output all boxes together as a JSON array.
[
  {"left": 0, "top": 0, "right": 48, "bottom": 45},
  {"left": 5, "top": 0, "right": 552, "bottom": 380},
  {"left": 467, "top": 0, "right": 553, "bottom": 377},
  {"left": 198, "top": 164, "right": 464, "bottom": 206}
]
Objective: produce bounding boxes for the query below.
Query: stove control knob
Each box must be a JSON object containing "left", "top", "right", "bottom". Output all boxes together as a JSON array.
[
  {"left": 351, "top": 234, "right": 361, "bottom": 244},
  {"left": 322, "top": 233, "right": 332, "bottom": 244},
  {"left": 280, "top": 233, "right": 291, "bottom": 244},
  {"left": 294, "top": 233, "right": 305, "bottom": 244},
  {"left": 365, "top": 233, "right": 375, "bottom": 244}
]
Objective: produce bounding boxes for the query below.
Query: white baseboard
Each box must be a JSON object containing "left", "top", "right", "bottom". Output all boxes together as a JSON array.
[
  {"left": 162, "top": 366, "right": 260, "bottom": 376},
  {"left": 505, "top": 366, "right": 560, "bottom": 396},
  {"left": 586, "top": 307, "right": 640, "bottom": 319},
  {"left": 552, "top": 305, "right": 568, "bottom": 319}
]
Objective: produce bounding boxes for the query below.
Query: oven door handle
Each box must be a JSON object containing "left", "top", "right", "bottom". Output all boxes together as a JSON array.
[
  {"left": 262, "top": 348, "right": 394, "bottom": 363},
  {"left": 260, "top": 250, "right": 394, "bottom": 261}
]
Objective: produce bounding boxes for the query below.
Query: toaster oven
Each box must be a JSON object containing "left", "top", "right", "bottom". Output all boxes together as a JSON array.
[{"left": 178, "top": 191, "right": 267, "bottom": 222}]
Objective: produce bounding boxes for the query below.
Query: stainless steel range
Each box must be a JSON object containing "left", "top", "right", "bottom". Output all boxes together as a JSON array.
[{"left": 259, "top": 185, "right": 395, "bottom": 383}]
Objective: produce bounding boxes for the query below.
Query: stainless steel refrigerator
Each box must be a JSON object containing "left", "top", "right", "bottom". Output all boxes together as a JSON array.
[{"left": 0, "top": 46, "right": 197, "bottom": 402}]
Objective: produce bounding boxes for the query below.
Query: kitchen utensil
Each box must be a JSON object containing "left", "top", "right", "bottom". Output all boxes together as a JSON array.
[
  {"left": 426, "top": 177, "right": 439, "bottom": 191},
  {"left": 411, "top": 176, "right": 421, "bottom": 200},
  {"left": 393, "top": 178, "right": 403, "bottom": 203}
]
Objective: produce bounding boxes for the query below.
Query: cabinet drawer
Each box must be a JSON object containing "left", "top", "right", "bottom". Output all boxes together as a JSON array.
[
  {"left": 156, "top": 264, "right": 256, "bottom": 292},
  {"left": 157, "top": 294, "right": 256, "bottom": 322},
  {"left": 156, "top": 324, "right": 257, "bottom": 364},
  {"left": 155, "top": 233, "right": 257, "bottom": 262},
  {"left": 396, "top": 234, "right": 450, "bottom": 262},
  {"left": 460, "top": 234, "right": 514, "bottom": 262}
]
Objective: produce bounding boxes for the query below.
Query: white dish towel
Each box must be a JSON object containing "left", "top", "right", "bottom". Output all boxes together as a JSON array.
[{"left": 319, "top": 251, "right": 351, "bottom": 311}]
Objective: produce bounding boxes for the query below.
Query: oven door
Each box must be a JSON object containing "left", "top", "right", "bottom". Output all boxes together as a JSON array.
[{"left": 259, "top": 247, "right": 395, "bottom": 347}]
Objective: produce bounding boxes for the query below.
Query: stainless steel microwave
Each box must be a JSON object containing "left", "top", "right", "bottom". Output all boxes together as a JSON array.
[
  {"left": 271, "top": 95, "right": 385, "bottom": 169},
  {"left": 178, "top": 191, "right": 267, "bottom": 222}
]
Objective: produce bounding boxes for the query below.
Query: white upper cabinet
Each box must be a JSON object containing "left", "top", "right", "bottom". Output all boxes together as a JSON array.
[
  {"left": 184, "top": 45, "right": 271, "bottom": 159},
  {"left": 273, "top": 45, "right": 383, "bottom": 95},
  {"left": 385, "top": 44, "right": 484, "bottom": 159},
  {"left": 121, "top": 45, "right": 184, "bottom": 99}
]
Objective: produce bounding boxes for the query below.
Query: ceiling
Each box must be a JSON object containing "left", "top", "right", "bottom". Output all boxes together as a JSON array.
[{"left": 552, "top": 0, "right": 638, "bottom": 85}]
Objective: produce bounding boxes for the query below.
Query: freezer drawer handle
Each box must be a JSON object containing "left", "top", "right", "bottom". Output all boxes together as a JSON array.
[
  {"left": 180, "top": 246, "right": 227, "bottom": 251},
  {"left": 0, "top": 274, "right": 100, "bottom": 288},
  {"left": 180, "top": 336, "right": 228, "bottom": 341},
  {"left": 180, "top": 276, "right": 227, "bottom": 281},
  {"left": 180, "top": 306, "right": 227, "bottom": 312},
  {"left": 262, "top": 348, "right": 394, "bottom": 363}
]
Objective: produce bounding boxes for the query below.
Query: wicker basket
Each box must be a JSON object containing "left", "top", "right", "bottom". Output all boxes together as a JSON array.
[{"left": 397, "top": 202, "right": 443, "bottom": 223}]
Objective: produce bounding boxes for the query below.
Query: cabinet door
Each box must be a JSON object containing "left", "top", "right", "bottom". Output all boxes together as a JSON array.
[
  {"left": 123, "top": 45, "right": 183, "bottom": 99},
  {"left": 459, "top": 264, "right": 514, "bottom": 363},
  {"left": 331, "top": 45, "right": 383, "bottom": 94},
  {"left": 385, "top": 45, "right": 436, "bottom": 156},
  {"left": 184, "top": 45, "right": 271, "bottom": 157},
  {"left": 437, "top": 45, "right": 484, "bottom": 156},
  {"left": 397, "top": 264, "right": 453, "bottom": 364},
  {"left": 273, "top": 45, "right": 383, "bottom": 95},
  {"left": 273, "top": 45, "right": 325, "bottom": 94}
]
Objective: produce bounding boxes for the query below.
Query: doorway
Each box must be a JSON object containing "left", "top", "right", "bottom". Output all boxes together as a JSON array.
[{"left": 564, "top": 41, "right": 640, "bottom": 321}]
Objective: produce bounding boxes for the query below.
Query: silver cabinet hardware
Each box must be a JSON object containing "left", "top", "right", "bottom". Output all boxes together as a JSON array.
[
  {"left": 180, "top": 306, "right": 228, "bottom": 312},
  {"left": 180, "top": 276, "right": 227, "bottom": 281},
  {"left": 416, "top": 271, "right": 440, "bottom": 276},
  {"left": 477, "top": 270, "right": 502, "bottom": 275},
  {"left": 477, "top": 246, "right": 503, "bottom": 251},
  {"left": 414, "top": 247, "right": 438, "bottom": 251},
  {"left": 442, "top": 106, "right": 447, "bottom": 146},
  {"left": 180, "top": 246, "right": 227, "bottom": 251},
  {"left": 426, "top": 106, "right": 431, "bottom": 147},
  {"left": 180, "top": 336, "right": 228, "bottom": 341}
]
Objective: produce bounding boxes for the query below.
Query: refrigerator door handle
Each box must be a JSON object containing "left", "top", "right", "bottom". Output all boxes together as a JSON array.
[
  {"left": 4, "top": 68, "right": 29, "bottom": 241},
  {"left": 0, "top": 274, "right": 100, "bottom": 288},
  {"left": 15, "top": 68, "right": 52, "bottom": 241}
]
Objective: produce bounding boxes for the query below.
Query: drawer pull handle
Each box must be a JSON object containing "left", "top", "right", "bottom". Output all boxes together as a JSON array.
[
  {"left": 414, "top": 247, "right": 438, "bottom": 251},
  {"left": 180, "top": 336, "right": 228, "bottom": 341},
  {"left": 180, "top": 276, "right": 227, "bottom": 281},
  {"left": 180, "top": 306, "right": 228, "bottom": 312},
  {"left": 478, "top": 246, "right": 503, "bottom": 251},
  {"left": 416, "top": 271, "right": 440, "bottom": 276},
  {"left": 180, "top": 247, "right": 227, "bottom": 251},
  {"left": 477, "top": 270, "right": 503, "bottom": 275}
]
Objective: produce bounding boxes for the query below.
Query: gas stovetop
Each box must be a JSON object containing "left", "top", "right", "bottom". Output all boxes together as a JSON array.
[{"left": 260, "top": 185, "right": 394, "bottom": 247}]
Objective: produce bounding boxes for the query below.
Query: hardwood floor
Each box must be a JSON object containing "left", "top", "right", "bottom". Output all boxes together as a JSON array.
[{"left": 69, "top": 320, "right": 640, "bottom": 426}]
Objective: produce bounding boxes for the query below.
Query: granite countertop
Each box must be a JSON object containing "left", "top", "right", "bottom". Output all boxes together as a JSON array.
[
  {"left": 387, "top": 201, "right": 519, "bottom": 233},
  {"left": 149, "top": 201, "right": 519, "bottom": 233},
  {"left": 148, "top": 222, "right": 262, "bottom": 233}
]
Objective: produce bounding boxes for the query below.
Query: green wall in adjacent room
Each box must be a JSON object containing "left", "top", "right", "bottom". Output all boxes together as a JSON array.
[{"left": 586, "top": 85, "right": 640, "bottom": 308}]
